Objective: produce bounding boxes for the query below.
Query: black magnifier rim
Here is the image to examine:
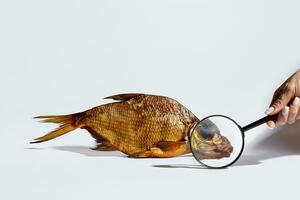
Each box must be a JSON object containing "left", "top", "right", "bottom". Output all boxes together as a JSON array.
[{"left": 188, "top": 115, "right": 245, "bottom": 169}]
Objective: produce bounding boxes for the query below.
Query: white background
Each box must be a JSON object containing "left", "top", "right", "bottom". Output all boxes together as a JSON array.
[{"left": 1, "top": 0, "right": 300, "bottom": 199}]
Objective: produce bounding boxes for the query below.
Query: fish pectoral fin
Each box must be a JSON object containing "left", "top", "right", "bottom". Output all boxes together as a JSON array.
[
  {"left": 128, "top": 151, "right": 152, "bottom": 158},
  {"left": 129, "top": 141, "right": 190, "bottom": 158},
  {"left": 155, "top": 141, "right": 188, "bottom": 152},
  {"left": 103, "top": 93, "right": 144, "bottom": 102}
]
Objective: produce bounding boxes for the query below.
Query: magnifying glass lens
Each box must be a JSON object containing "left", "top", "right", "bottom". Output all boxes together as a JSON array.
[{"left": 190, "top": 116, "right": 244, "bottom": 168}]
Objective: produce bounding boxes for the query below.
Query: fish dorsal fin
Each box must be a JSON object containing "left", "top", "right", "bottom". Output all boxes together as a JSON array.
[{"left": 103, "top": 93, "right": 144, "bottom": 102}]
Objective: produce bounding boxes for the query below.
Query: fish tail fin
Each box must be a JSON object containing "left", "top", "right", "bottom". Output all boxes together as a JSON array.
[{"left": 31, "top": 112, "right": 84, "bottom": 144}]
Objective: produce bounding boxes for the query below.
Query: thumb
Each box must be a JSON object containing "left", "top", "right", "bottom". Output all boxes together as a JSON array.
[{"left": 265, "top": 90, "right": 293, "bottom": 115}]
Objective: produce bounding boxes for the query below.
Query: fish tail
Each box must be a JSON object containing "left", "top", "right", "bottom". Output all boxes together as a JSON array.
[{"left": 31, "top": 112, "right": 84, "bottom": 144}]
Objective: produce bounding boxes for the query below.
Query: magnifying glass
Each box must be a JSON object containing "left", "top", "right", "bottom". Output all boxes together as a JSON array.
[{"left": 188, "top": 114, "right": 277, "bottom": 169}]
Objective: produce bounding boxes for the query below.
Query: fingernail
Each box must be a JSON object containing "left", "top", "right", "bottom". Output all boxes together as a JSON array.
[
  {"left": 283, "top": 106, "right": 289, "bottom": 116},
  {"left": 269, "top": 124, "right": 275, "bottom": 129},
  {"left": 293, "top": 97, "right": 300, "bottom": 106},
  {"left": 265, "top": 107, "right": 275, "bottom": 115},
  {"left": 268, "top": 123, "right": 275, "bottom": 129}
]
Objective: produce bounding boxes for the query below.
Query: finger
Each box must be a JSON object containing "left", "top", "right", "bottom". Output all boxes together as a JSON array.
[
  {"left": 287, "top": 97, "right": 300, "bottom": 124},
  {"left": 265, "top": 88, "right": 293, "bottom": 115},
  {"left": 276, "top": 106, "right": 289, "bottom": 125},
  {"left": 266, "top": 120, "right": 276, "bottom": 129},
  {"left": 295, "top": 98, "right": 300, "bottom": 120},
  {"left": 297, "top": 109, "right": 300, "bottom": 120}
]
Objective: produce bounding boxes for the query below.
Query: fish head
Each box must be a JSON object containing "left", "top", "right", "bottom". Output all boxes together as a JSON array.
[{"left": 190, "top": 121, "right": 233, "bottom": 160}]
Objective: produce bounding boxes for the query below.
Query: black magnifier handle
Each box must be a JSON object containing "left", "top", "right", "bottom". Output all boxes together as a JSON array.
[{"left": 242, "top": 114, "right": 278, "bottom": 132}]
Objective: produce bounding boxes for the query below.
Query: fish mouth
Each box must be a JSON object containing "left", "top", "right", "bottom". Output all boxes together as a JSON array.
[
  {"left": 213, "top": 145, "right": 233, "bottom": 158},
  {"left": 193, "top": 138, "right": 234, "bottom": 160},
  {"left": 197, "top": 146, "right": 233, "bottom": 160},
  {"left": 211, "top": 137, "right": 234, "bottom": 159}
]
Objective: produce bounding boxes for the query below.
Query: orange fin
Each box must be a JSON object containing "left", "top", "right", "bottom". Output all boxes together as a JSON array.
[
  {"left": 103, "top": 93, "right": 144, "bottom": 102},
  {"left": 31, "top": 113, "right": 83, "bottom": 144},
  {"left": 129, "top": 141, "right": 190, "bottom": 158}
]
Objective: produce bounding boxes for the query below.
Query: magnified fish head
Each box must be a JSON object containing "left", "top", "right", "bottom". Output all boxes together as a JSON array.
[{"left": 190, "top": 122, "right": 233, "bottom": 159}]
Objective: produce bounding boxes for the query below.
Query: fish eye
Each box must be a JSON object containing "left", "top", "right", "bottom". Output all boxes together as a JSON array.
[
  {"left": 200, "top": 130, "right": 215, "bottom": 140},
  {"left": 194, "top": 125, "right": 215, "bottom": 140},
  {"left": 195, "top": 119, "right": 220, "bottom": 140}
]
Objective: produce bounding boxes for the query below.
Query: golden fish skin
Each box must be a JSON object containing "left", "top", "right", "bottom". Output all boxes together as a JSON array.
[{"left": 32, "top": 93, "right": 199, "bottom": 158}]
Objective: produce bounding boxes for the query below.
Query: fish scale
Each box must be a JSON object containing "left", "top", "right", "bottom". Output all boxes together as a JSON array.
[{"left": 32, "top": 93, "right": 200, "bottom": 157}]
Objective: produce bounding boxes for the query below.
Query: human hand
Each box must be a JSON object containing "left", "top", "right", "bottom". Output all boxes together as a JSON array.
[{"left": 265, "top": 70, "right": 300, "bottom": 128}]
